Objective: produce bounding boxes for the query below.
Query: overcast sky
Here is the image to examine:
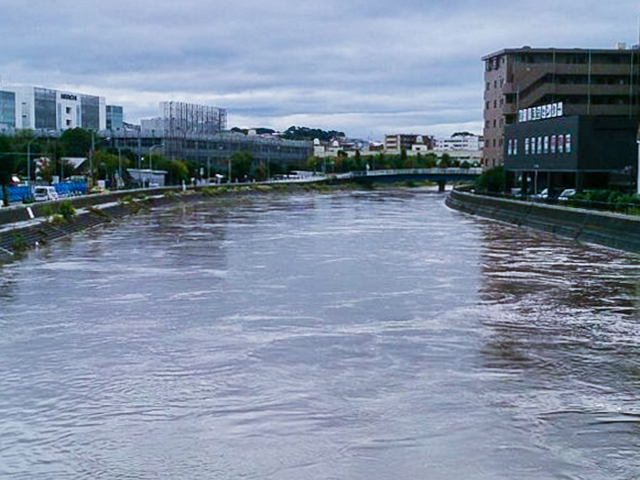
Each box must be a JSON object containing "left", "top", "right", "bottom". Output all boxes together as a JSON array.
[{"left": 1, "top": 0, "right": 638, "bottom": 139}]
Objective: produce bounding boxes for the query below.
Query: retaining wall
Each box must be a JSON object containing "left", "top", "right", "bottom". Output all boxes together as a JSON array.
[
  {"left": 0, "top": 190, "right": 196, "bottom": 261},
  {"left": 0, "top": 186, "right": 182, "bottom": 226},
  {"left": 446, "top": 189, "right": 640, "bottom": 253}
]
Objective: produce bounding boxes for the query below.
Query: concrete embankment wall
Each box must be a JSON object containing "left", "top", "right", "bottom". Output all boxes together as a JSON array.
[
  {"left": 0, "top": 188, "right": 197, "bottom": 261},
  {"left": 446, "top": 189, "right": 640, "bottom": 253},
  {"left": 0, "top": 186, "right": 177, "bottom": 225}
]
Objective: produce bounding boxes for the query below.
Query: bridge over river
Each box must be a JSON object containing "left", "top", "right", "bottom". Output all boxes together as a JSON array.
[{"left": 327, "top": 167, "right": 483, "bottom": 190}]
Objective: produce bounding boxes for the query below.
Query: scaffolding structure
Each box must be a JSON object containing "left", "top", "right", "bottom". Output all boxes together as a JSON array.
[{"left": 162, "top": 101, "right": 227, "bottom": 159}]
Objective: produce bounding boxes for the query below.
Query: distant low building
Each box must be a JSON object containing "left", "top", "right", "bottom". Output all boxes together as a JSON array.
[
  {"left": 128, "top": 168, "right": 167, "bottom": 187},
  {"left": 384, "top": 134, "right": 434, "bottom": 153},
  {"left": 312, "top": 137, "right": 373, "bottom": 158},
  {"left": 434, "top": 134, "right": 482, "bottom": 151}
]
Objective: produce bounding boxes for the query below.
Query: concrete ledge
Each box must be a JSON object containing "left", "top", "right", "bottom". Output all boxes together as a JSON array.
[
  {"left": 0, "top": 190, "right": 200, "bottom": 262},
  {"left": 446, "top": 189, "right": 640, "bottom": 253},
  {"left": 0, "top": 186, "right": 183, "bottom": 226}
]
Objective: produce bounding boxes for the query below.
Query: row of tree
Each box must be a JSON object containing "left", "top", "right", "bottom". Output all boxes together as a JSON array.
[
  {"left": 1, "top": 126, "right": 481, "bottom": 205},
  {"left": 306, "top": 151, "right": 478, "bottom": 173},
  {"left": 0, "top": 128, "right": 303, "bottom": 204},
  {"left": 0, "top": 129, "right": 188, "bottom": 183}
]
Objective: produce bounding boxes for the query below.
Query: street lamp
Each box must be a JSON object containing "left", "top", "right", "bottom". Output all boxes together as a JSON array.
[
  {"left": 636, "top": 123, "right": 640, "bottom": 195},
  {"left": 534, "top": 163, "right": 539, "bottom": 197},
  {"left": 148, "top": 144, "right": 163, "bottom": 171},
  {"left": 87, "top": 130, "right": 96, "bottom": 188},
  {"left": 26, "top": 132, "right": 44, "bottom": 183}
]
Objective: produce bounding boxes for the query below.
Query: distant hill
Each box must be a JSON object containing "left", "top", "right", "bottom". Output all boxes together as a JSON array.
[
  {"left": 281, "top": 126, "right": 345, "bottom": 142},
  {"left": 229, "top": 126, "right": 346, "bottom": 142}
]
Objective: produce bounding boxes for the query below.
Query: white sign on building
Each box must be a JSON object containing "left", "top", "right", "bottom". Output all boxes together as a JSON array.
[{"left": 518, "top": 102, "right": 563, "bottom": 123}]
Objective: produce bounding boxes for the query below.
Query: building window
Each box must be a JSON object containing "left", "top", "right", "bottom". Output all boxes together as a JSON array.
[
  {"left": 66, "top": 107, "right": 71, "bottom": 115},
  {"left": 514, "top": 139, "right": 518, "bottom": 155},
  {"left": 485, "top": 120, "right": 490, "bottom": 128},
  {"left": 508, "top": 139, "right": 513, "bottom": 156},
  {"left": 493, "top": 139, "right": 496, "bottom": 147},
  {"left": 550, "top": 135, "right": 556, "bottom": 154},
  {"left": 486, "top": 82, "right": 490, "bottom": 90},
  {"left": 493, "top": 100, "right": 497, "bottom": 108},
  {"left": 543, "top": 136, "right": 549, "bottom": 154},
  {"left": 499, "top": 118, "right": 504, "bottom": 127},
  {"left": 66, "top": 119, "right": 71, "bottom": 126},
  {"left": 565, "top": 134, "right": 572, "bottom": 153},
  {"left": 486, "top": 101, "right": 490, "bottom": 109},
  {"left": 494, "top": 80, "right": 497, "bottom": 88},
  {"left": 537, "top": 137, "right": 543, "bottom": 154},
  {"left": 493, "top": 119, "right": 497, "bottom": 127},
  {"left": 558, "top": 135, "right": 564, "bottom": 153}
]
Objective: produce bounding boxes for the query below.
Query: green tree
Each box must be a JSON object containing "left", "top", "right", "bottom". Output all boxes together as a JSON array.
[
  {"left": 153, "top": 155, "right": 188, "bottom": 185},
  {"left": 423, "top": 153, "right": 438, "bottom": 168},
  {"left": 253, "top": 163, "right": 268, "bottom": 181},
  {"left": 475, "top": 166, "right": 506, "bottom": 193},
  {"left": 93, "top": 150, "right": 121, "bottom": 183},
  {"left": 230, "top": 152, "right": 253, "bottom": 181},
  {"left": 400, "top": 148, "right": 410, "bottom": 168},
  {"left": 354, "top": 150, "right": 363, "bottom": 170},
  {"left": 60, "top": 128, "right": 94, "bottom": 157},
  {"left": 307, "top": 156, "right": 322, "bottom": 172},
  {"left": 439, "top": 153, "right": 453, "bottom": 168},
  {"left": 0, "top": 135, "right": 17, "bottom": 206}
]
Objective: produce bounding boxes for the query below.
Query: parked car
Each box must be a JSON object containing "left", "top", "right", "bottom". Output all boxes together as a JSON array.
[
  {"left": 534, "top": 188, "right": 549, "bottom": 200},
  {"left": 33, "top": 186, "right": 59, "bottom": 202},
  {"left": 558, "top": 189, "right": 576, "bottom": 202}
]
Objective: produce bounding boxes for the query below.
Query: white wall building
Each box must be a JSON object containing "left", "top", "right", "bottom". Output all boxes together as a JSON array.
[
  {"left": 0, "top": 86, "right": 106, "bottom": 131},
  {"left": 434, "top": 134, "right": 482, "bottom": 151}
]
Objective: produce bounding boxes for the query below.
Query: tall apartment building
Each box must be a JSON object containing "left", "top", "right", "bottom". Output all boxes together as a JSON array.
[{"left": 482, "top": 46, "right": 640, "bottom": 168}]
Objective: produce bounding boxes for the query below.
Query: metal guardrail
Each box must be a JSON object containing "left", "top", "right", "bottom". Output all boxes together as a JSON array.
[
  {"left": 336, "top": 168, "right": 483, "bottom": 179},
  {"left": 470, "top": 190, "right": 640, "bottom": 216}
]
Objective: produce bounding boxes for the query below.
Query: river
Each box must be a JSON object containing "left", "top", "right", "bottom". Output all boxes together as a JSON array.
[{"left": 1, "top": 188, "right": 640, "bottom": 479}]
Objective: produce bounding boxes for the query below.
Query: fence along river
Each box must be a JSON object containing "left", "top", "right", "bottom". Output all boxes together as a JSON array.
[{"left": 1, "top": 188, "right": 640, "bottom": 479}]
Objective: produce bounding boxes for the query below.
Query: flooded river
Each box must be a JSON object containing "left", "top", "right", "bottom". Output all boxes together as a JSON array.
[{"left": 1, "top": 189, "right": 640, "bottom": 479}]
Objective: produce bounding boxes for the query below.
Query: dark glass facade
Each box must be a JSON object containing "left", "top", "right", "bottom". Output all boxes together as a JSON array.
[
  {"left": 504, "top": 116, "right": 638, "bottom": 190},
  {"left": 81, "top": 95, "right": 100, "bottom": 130},
  {"left": 106, "top": 105, "right": 124, "bottom": 130},
  {"left": 0, "top": 91, "right": 15, "bottom": 129},
  {"left": 34, "top": 88, "right": 57, "bottom": 130}
]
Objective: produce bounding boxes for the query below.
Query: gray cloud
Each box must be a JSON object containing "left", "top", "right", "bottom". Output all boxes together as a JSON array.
[{"left": 1, "top": 0, "right": 638, "bottom": 138}]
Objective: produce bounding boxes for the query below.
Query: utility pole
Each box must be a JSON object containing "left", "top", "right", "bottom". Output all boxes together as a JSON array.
[{"left": 89, "top": 130, "right": 95, "bottom": 187}]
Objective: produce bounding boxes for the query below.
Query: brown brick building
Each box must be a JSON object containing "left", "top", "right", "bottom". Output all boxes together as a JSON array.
[{"left": 482, "top": 46, "right": 640, "bottom": 167}]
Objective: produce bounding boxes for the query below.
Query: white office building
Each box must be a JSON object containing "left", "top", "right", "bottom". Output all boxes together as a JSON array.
[{"left": 0, "top": 86, "right": 106, "bottom": 131}]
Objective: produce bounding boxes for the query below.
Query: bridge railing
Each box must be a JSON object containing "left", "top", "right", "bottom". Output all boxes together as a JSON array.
[{"left": 346, "top": 168, "right": 483, "bottom": 178}]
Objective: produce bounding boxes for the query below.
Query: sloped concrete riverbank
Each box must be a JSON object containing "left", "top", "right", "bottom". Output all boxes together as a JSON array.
[
  {"left": 446, "top": 189, "right": 640, "bottom": 253},
  {"left": 0, "top": 190, "right": 193, "bottom": 261}
]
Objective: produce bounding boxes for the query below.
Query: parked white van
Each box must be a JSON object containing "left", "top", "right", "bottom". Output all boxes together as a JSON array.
[{"left": 33, "top": 186, "right": 59, "bottom": 202}]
